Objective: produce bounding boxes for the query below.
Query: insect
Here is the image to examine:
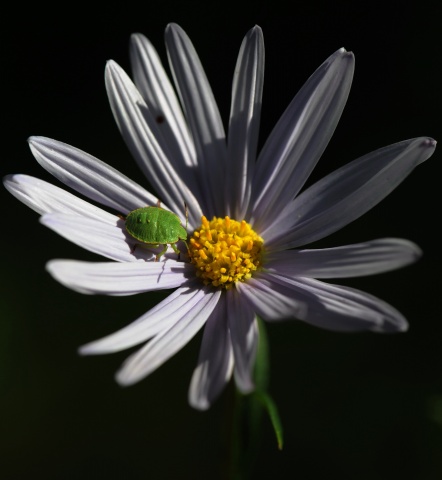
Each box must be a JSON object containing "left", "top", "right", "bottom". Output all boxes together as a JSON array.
[{"left": 125, "top": 203, "right": 188, "bottom": 261}]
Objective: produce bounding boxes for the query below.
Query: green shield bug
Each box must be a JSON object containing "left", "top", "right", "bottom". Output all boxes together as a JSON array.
[{"left": 124, "top": 203, "right": 188, "bottom": 261}]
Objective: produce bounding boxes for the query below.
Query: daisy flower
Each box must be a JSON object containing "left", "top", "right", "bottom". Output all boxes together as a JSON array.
[{"left": 4, "top": 24, "right": 436, "bottom": 410}]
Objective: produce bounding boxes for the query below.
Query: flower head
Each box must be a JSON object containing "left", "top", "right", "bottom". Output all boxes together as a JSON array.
[{"left": 4, "top": 24, "right": 436, "bottom": 410}]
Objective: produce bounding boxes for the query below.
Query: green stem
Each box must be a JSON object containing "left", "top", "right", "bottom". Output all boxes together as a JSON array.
[{"left": 226, "top": 316, "right": 277, "bottom": 479}]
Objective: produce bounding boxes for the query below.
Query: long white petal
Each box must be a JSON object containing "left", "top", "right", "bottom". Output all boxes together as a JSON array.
[
  {"left": 227, "top": 288, "right": 258, "bottom": 394},
  {"left": 265, "top": 137, "right": 436, "bottom": 249},
  {"left": 80, "top": 285, "right": 205, "bottom": 354},
  {"left": 28, "top": 136, "right": 156, "bottom": 215},
  {"left": 116, "top": 288, "right": 222, "bottom": 385},
  {"left": 249, "top": 48, "right": 354, "bottom": 231},
  {"left": 165, "top": 23, "right": 227, "bottom": 217},
  {"left": 265, "top": 238, "right": 421, "bottom": 278},
  {"left": 129, "top": 34, "right": 205, "bottom": 208},
  {"left": 3, "top": 174, "right": 115, "bottom": 222},
  {"left": 40, "top": 213, "right": 155, "bottom": 262},
  {"left": 244, "top": 273, "right": 408, "bottom": 332},
  {"left": 105, "top": 60, "right": 202, "bottom": 228},
  {"left": 226, "top": 26, "right": 264, "bottom": 218},
  {"left": 236, "top": 276, "right": 309, "bottom": 321},
  {"left": 46, "top": 259, "right": 188, "bottom": 295},
  {"left": 130, "top": 33, "right": 197, "bottom": 169},
  {"left": 188, "top": 295, "right": 234, "bottom": 410}
]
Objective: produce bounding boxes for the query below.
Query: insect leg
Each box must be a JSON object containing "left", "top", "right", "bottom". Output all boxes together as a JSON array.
[{"left": 155, "top": 244, "right": 169, "bottom": 261}]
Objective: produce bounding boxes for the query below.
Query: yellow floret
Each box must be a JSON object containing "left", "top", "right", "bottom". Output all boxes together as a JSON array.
[{"left": 188, "top": 216, "right": 264, "bottom": 289}]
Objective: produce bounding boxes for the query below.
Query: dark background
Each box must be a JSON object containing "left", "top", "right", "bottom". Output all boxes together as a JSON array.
[{"left": 1, "top": 1, "right": 441, "bottom": 478}]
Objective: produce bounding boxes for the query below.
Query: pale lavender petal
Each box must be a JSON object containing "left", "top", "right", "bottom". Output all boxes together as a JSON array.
[
  {"left": 265, "top": 238, "right": 421, "bottom": 278},
  {"left": 236, "top": 276, "right": 309, "bottom": 321},
  {"left": 264, "top": 137, "right": 436, "bottom": 249},
  {"left": 40, "top": 213, "right": 154, "bottom": 262},
  {"left": 46, "top": 259, "right": 188, "bottom": 295},
  {"left": 105, "top": 60, "right": 202, "bottom": 228},
  {"left": 226, "top": 26, "right": 264, "bottom": 219},
  {"left": 3, "top": 174, "right": 116, "bottom": 223},
  {"left": 188, "top": 295, "right": 234, "bottom": 410},
  {"left": 227, "top": 288, "right": 258, "bottom": 394},
  {"left": 250, "top": 272, "right": 408, "bottom": 332},
  {"left": 165, "top": 23, "right": 227, "bottom": 217},
  {"left": 115, "top": 288, "right": 222, "bottom": 386},
  {"left": 130, "top": 33, "right": 197, "bottom": 170},
  {"left": 249, "top": 48, "right": 354, "bottom": 231},
  {"left": 28, "top": 136, "right": 156, "bottom": 215},
  {"left": 80, "top": 285, "right": 205, "bottom": 354}
]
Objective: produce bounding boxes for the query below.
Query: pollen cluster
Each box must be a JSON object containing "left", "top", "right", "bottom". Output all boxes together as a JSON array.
[{"left": 188, "top": 216, "right": 264, "bottom": 289}]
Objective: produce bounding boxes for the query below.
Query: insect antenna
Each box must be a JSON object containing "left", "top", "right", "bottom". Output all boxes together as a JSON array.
[{"left": 184, "top": 201, "right": 189, "bottom": 231}]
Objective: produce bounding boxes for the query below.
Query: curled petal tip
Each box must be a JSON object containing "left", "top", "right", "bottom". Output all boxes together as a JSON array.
[
  {"left": 393, "top": 320, "right": 409, "bottom": 333},
  {"left": 422, "top": 137, "right": 437, "bottom": 148},
  {"left": 416, "top": 137, "right": 437, "bottom": 164},
  {"left": 188, "top": 394, "right": 210, "bottom": 411},
  {"left": 402, "top": 323, "right": 409, "bottom": 333},
  {"left": 165, "top": 22, "right": 181, "bottom": 33},
  {"left": 77, "top": 345, "right": 91, "bottom": 356},
  {"left": 106, "top": 59, "right": 117, "bottom": 69},
  {"left": 338, "top": 47, "right": 353, "bottom": 56},
  {"left": 333, "top": 47, "right": 354, "bottom": 63},
  {"left": 114, "top": 370, "right": 132, "bottom": 387},
  {"left": 381, "top": 314, "right": 409, "bottom": 334},
  {"left": 28, "top": 135, "right": 45, "bottom": 147}
]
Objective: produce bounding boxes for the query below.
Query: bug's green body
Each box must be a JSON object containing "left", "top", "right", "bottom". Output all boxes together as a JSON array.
[{"left": 125, "top": 206, "right": 188, "bottom": 261}]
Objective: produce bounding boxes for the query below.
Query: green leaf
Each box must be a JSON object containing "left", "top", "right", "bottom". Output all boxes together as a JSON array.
[
  {"left": 252, "top": 317, "right": 284, "bottom": 450},
  {"left": 254, "top": 390, "right": 284, "bottom": 450}
]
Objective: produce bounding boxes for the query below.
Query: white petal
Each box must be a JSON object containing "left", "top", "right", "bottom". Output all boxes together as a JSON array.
[
  {"left": 105, "top": 60, "right": 202, "bottom": 228},
  {"left": 116, "top": 288, "right": 222, "bottom": 385},
  {"left": 236, "top": 276, "right": 309, "bottom": 321},
  {"left": 227, "top": 288, "right": 258, "bottom": 394},
  {"left": 265, "top": 137, "right": 437, "bottom": 249},
  {"left": 265, "top": 238, "right": 422, "bottom": 278},
  {"left": 254, "top": 272, "right": 408, "bottom": 332},
  {"left": 80, "top": 285, "right": 205, "bottom": 354},
  {"left": 40, "top": 213, "right": 155, "bottom": 262},
  {"left": 3, "top": 174, "right": 115, "bottom": 222},
  {"left": 165, "top": 23, "right": 227, "bottom": 217},
  {"left": 28, "top": 136, "right": 156, "bottom": 215},
  {"left": 130, "top": 33, "right": 197, "bottom": 169},
  {"left": 46, "top": 259, "right": 188, "bottom": 295},
  {"left": 188, "top": 295, "right": 234, "bottom": 410},
  {"left": 249, "top": 48, "right": 354, "bottom": 231},
  {"left": 226, "top": 26, "right": 264, "bottom": 219}
]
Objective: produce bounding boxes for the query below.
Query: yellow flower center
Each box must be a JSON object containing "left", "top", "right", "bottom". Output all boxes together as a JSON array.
[{"left": 188, "top": 216, "right": 264, "bottom": 289}]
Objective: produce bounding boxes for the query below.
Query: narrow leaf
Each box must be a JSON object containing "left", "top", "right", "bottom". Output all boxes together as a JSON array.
[{"left": 254, "top": 390, "right": 284, "bottom": 450}]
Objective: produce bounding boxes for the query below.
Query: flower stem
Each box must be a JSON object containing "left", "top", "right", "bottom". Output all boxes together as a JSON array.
[{"left": 226, "top": 317, "right": 283, "bottom": 478}]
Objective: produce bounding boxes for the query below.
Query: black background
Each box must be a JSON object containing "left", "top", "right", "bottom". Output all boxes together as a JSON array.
[{"left": 1, "top": 1, "right": 441, "bottom": 478}]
